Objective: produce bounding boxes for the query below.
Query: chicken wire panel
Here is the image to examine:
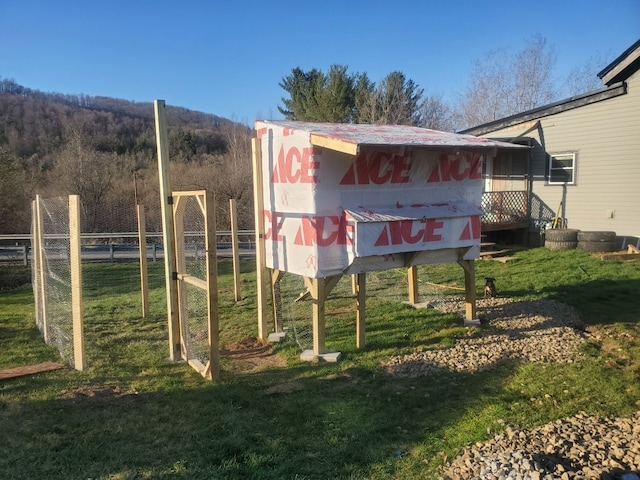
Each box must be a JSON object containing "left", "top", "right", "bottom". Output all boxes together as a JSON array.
[
  {"left": 181, "top": 282, "right": 210, "bottom": 367},
  {"left": 182, "top": 196, "right": 207, "bottom": 281},
  {"left": 277, "top": 273, "right": 314, "bottom": 351},
  {"left": 36, "top": 196, "right": 76, "bottom": 366}
]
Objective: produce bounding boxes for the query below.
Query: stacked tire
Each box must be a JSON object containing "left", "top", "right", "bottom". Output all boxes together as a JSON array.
[
  {"left": 577, "top": 231, "right": 617, "bottom": 252},
  {"left": 545, "top": 229, "right": 579, "bottom": 250}
]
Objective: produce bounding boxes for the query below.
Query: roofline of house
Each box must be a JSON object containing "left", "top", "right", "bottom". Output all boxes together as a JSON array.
[
  {"left": 598, "top": 38, "right": 640, "bottom": 80},
  {"left": 459, "top": 82, "right": 627, "bottom": 137}
]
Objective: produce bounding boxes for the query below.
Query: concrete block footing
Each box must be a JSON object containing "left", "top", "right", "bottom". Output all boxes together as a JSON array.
[
  {"left": 464, "top": 318, "right": 481, "bottom": 327},
  {"left": 268, "top": 331, "right": 288, "bottom": 343},
  {"left": 300, "top": 350, "right": 342, "bottom": 363}
]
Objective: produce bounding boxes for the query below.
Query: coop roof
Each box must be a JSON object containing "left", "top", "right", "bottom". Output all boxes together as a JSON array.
[
  {"left": 257, "top": 120, "right": 526, "bottom": 156},
  {"left": 345, "top": 201, "right": 482, "bottom": 223}
]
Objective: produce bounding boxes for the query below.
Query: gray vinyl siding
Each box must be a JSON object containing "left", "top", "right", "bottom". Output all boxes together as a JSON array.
[{"left": 480, "top": 71, "right": 640, "bottom": 240}]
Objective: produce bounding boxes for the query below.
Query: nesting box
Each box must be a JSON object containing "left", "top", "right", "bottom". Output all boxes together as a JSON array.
[{"left": 255, "top": 121, "right": 517, "bottom": 277}]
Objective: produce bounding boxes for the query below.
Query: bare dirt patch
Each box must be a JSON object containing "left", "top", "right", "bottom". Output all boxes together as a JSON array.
[{"left": 222, "top": 336, "right": 287, "bottom": 375}]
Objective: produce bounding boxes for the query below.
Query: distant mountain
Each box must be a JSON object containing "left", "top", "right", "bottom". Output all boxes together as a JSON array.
[
  {"left": 0, "top": 77, "right": 253, "bottom": 234},
  {"left": 0, "top": 76, "right": 240, "bottom": 160}
]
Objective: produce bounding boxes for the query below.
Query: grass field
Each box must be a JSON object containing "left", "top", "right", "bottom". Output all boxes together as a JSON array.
[{"left": 0, "top": 248, "right": 639, "bottom": 479}]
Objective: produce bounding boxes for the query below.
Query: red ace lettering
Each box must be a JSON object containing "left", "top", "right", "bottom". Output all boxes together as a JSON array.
[
  {"left": 459, "top": 216, "right": 481, "bottom": 240},
  {"left": 374, "top": 219, "right": 444, "bottom": 246},
  {"left": 427, "top": 152, "right": 482, "bottom": 182},
  {"left": 263, "top": 210, "right": 284, "bottom": 241},
  {"left": 272, "top": 145, "right": 320, "bottom": 184},
  {"left": 340, "top": 150, "right": 412, "bottom": 185},
  {"left": 294, "top": 214, "right": 353, "bottom": 247}
]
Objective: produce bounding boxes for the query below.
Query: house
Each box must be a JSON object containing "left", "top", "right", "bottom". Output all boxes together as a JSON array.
[{"left": 462, "top": 39, "right": 640, "bottom": 248}]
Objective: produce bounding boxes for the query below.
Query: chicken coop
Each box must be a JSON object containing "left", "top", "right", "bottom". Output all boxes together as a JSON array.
[{"left": 252, "top": 120, "right": 522, "bottom": 361}]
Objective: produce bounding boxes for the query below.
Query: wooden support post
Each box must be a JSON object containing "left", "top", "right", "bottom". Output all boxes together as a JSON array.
[
  {"left": 271, "top": 269, "right": 284, "bottom": 333},
  {"left": 407, "top": 265, "right": 418, "bottom": 304},
  {"left": 457, "top": 259, "right": 478, "bottom": 325},
  {"left": 34, "top": 195, "right": 48, "bottom": 342},
  {"left": 229, "top": 198, "right": 242, "bottom": 302},
  {"left": 252, "top": 137, "right": 270, "bottom": 341},
  {"left": 137, "top": 204, "right": 150, "bottom": 318},
  {"left": 154, "top": 100, "right": 181, "bottom": 360},
  {"left": 355, "top": 272, "right": 366, "bottom": 349},
  {"left": 311, "top": 277, "right": 326, "bottom": 355},
  {"left": 69, "top": 195, "right": 85, "bottom": 371}
]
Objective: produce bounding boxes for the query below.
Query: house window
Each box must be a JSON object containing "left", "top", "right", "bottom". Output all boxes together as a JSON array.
[{"left": 548, "top": 152, "right": 576, "bottom": 185}]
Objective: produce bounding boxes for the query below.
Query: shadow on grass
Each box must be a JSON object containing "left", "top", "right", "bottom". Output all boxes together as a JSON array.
[
  {"left": 541, "top": 278, "right": 640, "bottom": 325},
  {"left": 0, "top": 359, "right": 520, "bottom": 480}
]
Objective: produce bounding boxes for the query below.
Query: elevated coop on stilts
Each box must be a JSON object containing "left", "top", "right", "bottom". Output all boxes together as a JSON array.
[{"left": 252, "top": 121, "right": 524, "bottom": 361}]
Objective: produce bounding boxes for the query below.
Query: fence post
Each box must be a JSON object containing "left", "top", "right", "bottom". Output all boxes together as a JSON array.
[
  {"left": 22, "top": 245, "right": 28, "bottom": 266},
  {"left": 34, "top": 195, "right": 48, "bottom": 342},
  {"left": 230, "top": 198, "right": 242, "bottom": 302},
  {"left": 137, "top": 204, "right": 150, "bottom": 318},
  {"left": 69, "top": 195, "right": 85, "bottom": 371},
  {"left": 155, "top": 99, "right": 181, "bottom": 361}
]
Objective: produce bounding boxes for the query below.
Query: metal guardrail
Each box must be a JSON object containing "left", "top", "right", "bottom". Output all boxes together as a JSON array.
[{"left": 0, "top": 231, "right": 257, "bottom": 265}]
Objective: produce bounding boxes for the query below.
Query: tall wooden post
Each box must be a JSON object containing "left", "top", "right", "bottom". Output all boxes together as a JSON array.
[
  {"left": 229, "top": 198, "right": 242, "bottom": 302},
  {"left": 458, "top": 259, "right": 478, "bottom": 325},
  {"left": 154, "top": 100, "right": 180, "bottom": 360},
  {"left": 69, "top": 195, "right": 85, "bottom": 371},
  {"left": 34, "top": 195, "right": 48, "bottom": 342},
  {"left": 311, "top": 277, "right": 326, "bottom": 355},
  {"left": 252, "top": 138, "right": 269, "bottom": 341},
  {"left": 407, "top": 265, "right": 419, "bottom": 304},
  {"left": 137, "top": 204, "right": 150, "bottom": 318}
]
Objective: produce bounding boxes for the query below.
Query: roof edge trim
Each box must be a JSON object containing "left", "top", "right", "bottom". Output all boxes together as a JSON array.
[{"left": 460, "top": 82, "right": 627, "bottom": 136}]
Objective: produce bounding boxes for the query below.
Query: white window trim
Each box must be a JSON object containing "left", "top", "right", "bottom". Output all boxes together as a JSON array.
[{"left": 548, "top": 152, "right": 576, "bottom": 185}]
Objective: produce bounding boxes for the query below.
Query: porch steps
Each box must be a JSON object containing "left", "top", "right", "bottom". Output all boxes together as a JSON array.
[{"left": 480, "top": 241, "right": 513, "bottom": 260}]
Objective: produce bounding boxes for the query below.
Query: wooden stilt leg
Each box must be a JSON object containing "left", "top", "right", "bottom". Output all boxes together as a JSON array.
[{"left": 356, "top": 273, "right": 366, "bottom": 349}]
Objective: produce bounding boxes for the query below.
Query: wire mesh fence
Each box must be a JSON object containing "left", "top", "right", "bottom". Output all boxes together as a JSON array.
[
  {"left": 177, "top": 194, "right": 210, "bottom": 368},
  {"left": 32, "top": 196, "right": 75, "bottom": 366},
  {"left": 277, "top": 265, "right": 466, "bottom": 353}
]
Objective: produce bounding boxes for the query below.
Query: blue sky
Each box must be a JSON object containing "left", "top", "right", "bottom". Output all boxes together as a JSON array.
[{"left": 2, "top": 1, "right": 638, "bottom": 125}]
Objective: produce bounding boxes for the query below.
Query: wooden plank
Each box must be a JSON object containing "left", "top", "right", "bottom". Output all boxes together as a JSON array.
[
  {"left": 0, "top": 362, "right": 66, "bottom": 381},
  {"left": 172, "top": 190, "right": 188, "bottom": 360},
  {"left": 177, "top": 273, "right": 207, "bottom": 290},
  {"left": 271, "top": 269, "right": 285, "bottom": 333},
  {"left": 252, "top": 138, "right": 270, "bottom": 341},
  {"left": 34, "top": 195, "right": 48, "bottom": 342},
  {"left": 310, "top": 133, "right": 359, "bottom": 156},
  {"left": 69, "top": 195, "right": 85, "bottom": 371},
  {"left": 154, "top": 99, "right": 181, "bottom": 361}
]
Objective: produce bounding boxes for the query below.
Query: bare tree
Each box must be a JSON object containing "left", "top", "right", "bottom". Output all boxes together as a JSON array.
[
  {"left": 456, "top": 34, "right": 558, "bottom": 129},
  {"left": 418, "top": 94, "right": 455, "bottom": 132},
  {"left": 54, "top": 120, "right": 116, "bottom": 232},
  {"left": 562, "top": 52, "right": 612, "bottom": 97}
]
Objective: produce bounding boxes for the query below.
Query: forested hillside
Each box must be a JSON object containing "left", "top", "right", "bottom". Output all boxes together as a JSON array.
[{"left": 0, "top": 78, "right": 253, "bottom": 235}]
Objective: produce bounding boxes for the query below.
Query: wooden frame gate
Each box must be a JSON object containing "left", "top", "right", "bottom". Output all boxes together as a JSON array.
[{"left": 172, "top": 190, "right": 219, "bottom": 380}]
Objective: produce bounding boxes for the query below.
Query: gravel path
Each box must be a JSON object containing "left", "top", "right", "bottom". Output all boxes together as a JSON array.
[{"left": 379, "top": 296, "right": 640, "bottom": 480}]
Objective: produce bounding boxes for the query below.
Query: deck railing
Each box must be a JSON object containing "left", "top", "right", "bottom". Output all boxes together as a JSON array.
[{"left": 481, "top": 190, "right": 528, "bottom": 227}]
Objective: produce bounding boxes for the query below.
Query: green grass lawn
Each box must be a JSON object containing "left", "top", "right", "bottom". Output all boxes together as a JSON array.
[{"left": 0, "top": 248, "right": 639, "bottom": 479}]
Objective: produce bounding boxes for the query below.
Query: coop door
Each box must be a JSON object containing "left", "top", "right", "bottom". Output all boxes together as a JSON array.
[{"left": 172, "top": 190, "right": 219, "bottom": 380}]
